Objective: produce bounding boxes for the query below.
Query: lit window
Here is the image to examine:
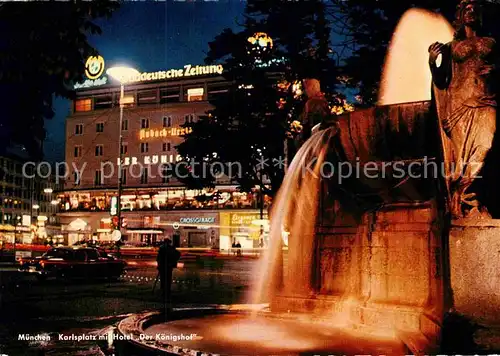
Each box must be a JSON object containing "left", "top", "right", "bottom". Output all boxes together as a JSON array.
[
  {"left": 75, "top": 99, "right": 92, "bottom": 112},
  {"left": 120, "top": 143, "right": 128, "bottom": 155},
  {"left": 187, "top": 88, "right": 204, "bottom": 102},
  {"left": 122, "top": 119, "right": 128, "bottom": 131},
  {"left": 141, "top": 118, "right": 149, "bottom": 129},
  {"left": 140, "top": 142, "right": 149, "bottom": 153},
  {"left": 163, "top": 116, "right": 172, "bottom": 127},
  {"left": 95, "top": 145, "right": 103, "bottom": 156},
  {"left": 75, "top": 124, "right": 84, "bottom": 135},
  {"left": 74, "top": 146, "right": 82, "bottom": 158},
  {"left": 162, "top": 142, "right": 171, "bottom": 152},
  {"left": 96, "top": 122, "right": 104, "bottom": 133}
]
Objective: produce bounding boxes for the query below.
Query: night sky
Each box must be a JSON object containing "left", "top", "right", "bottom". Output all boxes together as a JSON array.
[{"left": 44, "top": 1, "right": 246, "bottom": 163}]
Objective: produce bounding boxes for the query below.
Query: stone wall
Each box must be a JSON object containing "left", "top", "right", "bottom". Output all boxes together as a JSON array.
[{"left": 449, "top": 220, "right": 500, "bottom": 324}]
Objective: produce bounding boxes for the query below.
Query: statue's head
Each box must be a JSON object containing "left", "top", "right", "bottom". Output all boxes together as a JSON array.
[
  {"left": 303, "top": 78, "right": 321, "bottom": 98},
  {"left": 454, "top": 0, "right": 483, "bottom": 38}
]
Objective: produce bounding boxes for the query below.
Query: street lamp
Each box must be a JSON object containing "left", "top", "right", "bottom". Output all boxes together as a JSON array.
[{"left": 106, "top": 66, "right": 140, "bottom": 237}]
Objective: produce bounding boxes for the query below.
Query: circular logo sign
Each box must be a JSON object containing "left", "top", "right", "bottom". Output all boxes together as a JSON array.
[
  {"left": 111, "top": 229, "right": 122, "bottom": 242},
  {"left": 85, "top": 56, "right": 105, "bottom": 80},
  {"left": 172, "top": 222, "right": 180, "bottom": 230}
]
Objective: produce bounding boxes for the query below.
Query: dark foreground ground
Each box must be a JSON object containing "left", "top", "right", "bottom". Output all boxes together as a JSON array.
[
  {"left": 0, "top": 256, "right": 494, "bottom": 356},
  {"left": 0, "top": 258, "right": 257, "bottom": 356}
]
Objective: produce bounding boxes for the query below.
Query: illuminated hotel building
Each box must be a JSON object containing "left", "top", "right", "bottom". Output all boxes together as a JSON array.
[{"left": 57, "top": 59, "right": 269, "bottom": 248}]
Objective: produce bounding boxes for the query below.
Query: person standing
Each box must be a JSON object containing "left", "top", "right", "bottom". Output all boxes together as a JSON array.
[{"left": 157, "top": 238, "right": 181, "bottom": 313}]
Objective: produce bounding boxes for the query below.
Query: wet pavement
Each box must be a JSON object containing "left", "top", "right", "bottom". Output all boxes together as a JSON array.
[{"left": 0, "top": 258, "right": 258, "bottom": 355}]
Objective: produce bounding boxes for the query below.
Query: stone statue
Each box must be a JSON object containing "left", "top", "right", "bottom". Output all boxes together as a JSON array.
[
  {"left": 429, "top": 0, "right": 497, "bottom": 219},
  {"left": 300, "top": 78, "right": 332, "bottom": 142}
]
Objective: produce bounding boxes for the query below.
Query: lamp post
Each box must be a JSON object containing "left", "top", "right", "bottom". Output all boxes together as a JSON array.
[{"left": 106, "top": 67, "right": 139, "bottom": 238}]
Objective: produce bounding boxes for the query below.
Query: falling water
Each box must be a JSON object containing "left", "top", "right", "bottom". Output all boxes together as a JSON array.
[
  {"left": 378, "top": 8, "right": 453, "bottom": 105},
  {"left": 252, "top": 127, "right": 339, "bottom": 305}
]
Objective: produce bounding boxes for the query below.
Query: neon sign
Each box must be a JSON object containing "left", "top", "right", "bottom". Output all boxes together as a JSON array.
[
  {"left": 74, "top": 56, "right": 109, "bottom": 89},
  {"left": 85, "top": 56, "right": 105, "bottom": 80},
  {"left": 119, "top": 64, "right": 224, "bottom": 84},
  {"left": 117, "top": 154, "right": 182, "bottom": 166},
  {"left": 74, "top": 62, "right": 224, "bottom": 90},
  {"left": 180, "top": 217, "right": 216, "bottom": 224},
  {"left": 139, "top": 127, "right": 193, "bottom": 140}
]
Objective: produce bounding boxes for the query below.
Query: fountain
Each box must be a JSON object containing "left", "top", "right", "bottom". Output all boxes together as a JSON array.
[{"left": 115, "top": 2, "right": 500, "bottom": 354}]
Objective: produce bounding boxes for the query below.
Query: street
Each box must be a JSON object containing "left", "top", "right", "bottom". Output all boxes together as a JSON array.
[{"left": 0, "top": 257, "right": 259, "bottom": 355}]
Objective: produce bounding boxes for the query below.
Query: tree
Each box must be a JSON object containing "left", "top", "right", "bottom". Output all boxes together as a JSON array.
[
  {"left": 0, "top": 2, "right": 118, "bottom": 160},
  {"left": 175, "top": 0, "right": 343, "bottom": 197},
  {"left": 328, "top": 0, "right": 500, "bottom": 105}
]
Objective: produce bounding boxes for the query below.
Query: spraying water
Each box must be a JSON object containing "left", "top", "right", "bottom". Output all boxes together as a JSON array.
[
  {"left": 252, "top": 127, "right": 339, "bottom": 305},
  {"left": 378, "top": 8, "right": 453, "bottom": 105}
]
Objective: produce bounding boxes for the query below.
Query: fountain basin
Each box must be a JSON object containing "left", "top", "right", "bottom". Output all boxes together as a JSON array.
[{"left": 115, "top": 305, "right": 409, "bottom": 356}]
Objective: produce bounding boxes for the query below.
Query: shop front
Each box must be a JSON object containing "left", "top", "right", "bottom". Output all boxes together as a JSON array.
[
  {"left": 219, "top": 211, "right": 269, "bottom": 250},
  {"left": 61, "top": 218, "right": 93, "bottom": 246},
  {"left": 162, "top": 212, "right": 219, "bottom": 248},
  {"left": 123, "top": 211, "right": 219, "bottom": 248}
]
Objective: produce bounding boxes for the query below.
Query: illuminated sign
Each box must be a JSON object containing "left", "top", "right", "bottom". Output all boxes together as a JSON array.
[
  {"left": 85, "top": 56, "right": 105, "bottom": 80},
  {"left": 74, "top": 60, "right": 224, "bottom": 89},
  {"left": 110, "top": 196, "right": 118, "bottom": 216},
  {"left": 139, "top": 127, "right": 193, "bottom": 140},
  {"left": 119, "top": 64, "right": 224, "bottom": 84},
  {"left": 179, "top": 217, "right": 216, "bottom": 224},
  {"left": 118, "top": 154, "right": 182, "bottom": 166},
  {"left": 74, "top": 56, "right": 109, "bottom": 90}
]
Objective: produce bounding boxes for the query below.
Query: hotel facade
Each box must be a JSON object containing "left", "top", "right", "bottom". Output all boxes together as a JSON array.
[{"left": 57, "top": 58, "right": 269, "bottom": 249}]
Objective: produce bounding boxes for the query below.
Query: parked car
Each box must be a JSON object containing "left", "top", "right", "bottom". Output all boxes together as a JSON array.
[{"left": 18, "top": 247, "right": 127, "bottom": 281}]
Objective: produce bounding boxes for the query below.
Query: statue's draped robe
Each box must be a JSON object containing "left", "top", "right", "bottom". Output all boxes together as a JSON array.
[{"left": 431, "top": 38, "right": 497, "bottom": 217}]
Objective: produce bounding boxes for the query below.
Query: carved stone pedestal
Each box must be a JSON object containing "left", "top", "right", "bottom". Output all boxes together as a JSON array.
[{"left": 449, "top": 219, "right": 500, "bottom": 350}]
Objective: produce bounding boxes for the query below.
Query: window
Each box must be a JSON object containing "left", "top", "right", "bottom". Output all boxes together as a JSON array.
[
  {"left": 94, "top": 170, "right": 102, "bottom": 186},
  {"left": 74, "top": 146, "right": 82, "bottom": 158},
  {"left": 74, "top": 250, "right": 87, "bottom": 262},
  {"left": 96, "top": 122, "right": 104, "bottom": 133},
  {"left": 122, "top": 119, "right": 128, "bottom": 131},
  {"left": 44, "top": 248, "right": 73, "bottom": 260},
  {"left": 140, "top": 168, "right": 148, "bottom": 184},
  {"left": 184, "top": 114, "right": 196, "bottom": 124},
  {"left": 162, "top": 165, "right": 170, "bottom": 184},
  {"left": 84, "top": 249, "right": 99, "bottom": 261},
  {"left": 121, "top": 168, "right": 127, "bottom": 185},
  {"left": 94, "top": 95, "right": 113, "bottom": 109},
  {"left": 207, "top": 82, "right": 229, "bottom": 101},
  {"left": 75, "top": 99, "right": 92, "bottom": 112},
  {"left": 74, "top": 171, "right": 81, "bottom": 185},
  {"left": 95, "top": 145, "right": 103, "bottom": 156},
  {"left": 140, "top": 142, "right": 149, "bottom": 153},
  {"left": 162, "top": 142, "right": 171, "bottom": 152},
  {"left": 75, "top": 124, "right": 84, "bottom": 135},
  {"left": 141, "top": 118, "right": 149, "bottom": 129},
  {"left": 138, "top": 90, "right": 157, "bottom": 105},
  {"left": 187, "top": 87, "right": 204, "bottom": 102},
  {"left": 163, "top": 116, "right": 172, "bottom": 127},
  {"left": 120, "top": 143, "right": 128, "bottom": 155},
  {"left": 160, "top": 86, "right": 180, "bottom": 103}
]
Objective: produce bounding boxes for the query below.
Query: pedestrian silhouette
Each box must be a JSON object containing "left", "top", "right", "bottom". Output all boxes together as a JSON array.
[{"left": 156, "top": 238, "right": 181, "bottom": 315}]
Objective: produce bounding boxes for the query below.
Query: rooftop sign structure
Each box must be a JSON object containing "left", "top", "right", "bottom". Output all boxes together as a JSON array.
[{"left": 74, "top": 55, "right": 224, "bottom": 90}]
